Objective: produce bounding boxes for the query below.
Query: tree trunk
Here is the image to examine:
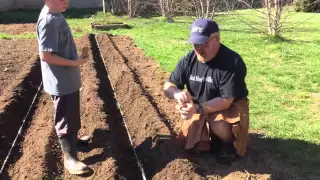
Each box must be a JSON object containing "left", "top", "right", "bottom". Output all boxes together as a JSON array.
[
  {"left": 200, "top": 0, "right": 204, "bottom": 17},
  {"left": 128, "top": 0, "right": 132, "bottom": 16},
  {"left": 265, "top": 0, "right": 273, "bottom": 35},
  {"left": 210, "top": 4, "right": 215, "bottom": 19},
  {"left": 102, "top": 0, "right": 106, "bottom": 13},
  {"left": 159, "top": 0, "right": 165, "bottom": 17},
  {"left": 273, "top": 0, "right": 282, "bottom": 36},
  {"left": 206, "top": 0, "right": 210, "bottom": 18}
]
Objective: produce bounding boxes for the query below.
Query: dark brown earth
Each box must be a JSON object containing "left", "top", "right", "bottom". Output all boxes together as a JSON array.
[
  {"left": 0, "top": 33, "right": 314, "bottom": 180},
  {"left": 0, "top": 39, "right": 41, "bottom": 169},
  {"left": 0, "top": 39, "right": 38, "bottom": 96},
  {"left": 0, "top": 23, "right": 36, "bottom": 35}
]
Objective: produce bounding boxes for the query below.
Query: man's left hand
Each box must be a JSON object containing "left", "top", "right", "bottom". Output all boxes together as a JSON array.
[{"left": 176, "top": 102, "right": 197, "bottom": 120}]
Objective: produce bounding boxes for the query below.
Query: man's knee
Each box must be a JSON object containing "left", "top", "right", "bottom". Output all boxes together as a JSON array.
[{"left": 209, "top": 120, "right": 232, "bottom": 142}]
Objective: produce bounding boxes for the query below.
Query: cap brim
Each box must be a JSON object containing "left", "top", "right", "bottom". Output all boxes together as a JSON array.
[{"left": 188, "top": 35, "right": 208, "bottom": 44}]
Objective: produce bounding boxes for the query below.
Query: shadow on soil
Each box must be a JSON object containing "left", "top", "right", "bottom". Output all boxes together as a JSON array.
[
  {"left": 136, "top": 133, "right": 320, "bottom": 180},
  {"left": 43, "top": 129, "right": 64, "bottom": 178}
]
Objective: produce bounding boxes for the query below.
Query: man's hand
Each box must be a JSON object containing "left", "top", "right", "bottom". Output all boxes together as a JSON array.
[
  {"left": 173, "top": 91, "right": 192, "bottom": 105},
  {"left": 75, "top": 58, "right": 88, "bottom": 66},
  {"left": 175, "top": 101, "right": 197, "bottom": 120},
  {"left": 163, "top": 82, "right": 195, "bottom": 119}
]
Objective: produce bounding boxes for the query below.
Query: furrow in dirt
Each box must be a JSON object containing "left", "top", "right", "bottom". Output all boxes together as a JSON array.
[
  {"left": 0, "top": 56, "right": 42, "bottom": 169},
  {"left": 58, "top": 35, "right": 141, "bottom": 179},
  {"left": 4, "top": 94, "right": 62, "bottom": 180},
  {"left": 96, "top": 33, "right": 203, "bottom": 179}
]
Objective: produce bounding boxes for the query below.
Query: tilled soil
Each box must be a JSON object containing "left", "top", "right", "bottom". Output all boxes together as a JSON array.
[
  {"left": 0, "top": 23, "right": 36, "bottom": 35},
  {"left": 0, "top": 42, "right": 41, "bottom": 168},
  {"left": 0, "top": 33, "right": 309, "bottom": 180},
  {"left": 0, "top": 39, "right": 38, "bottom": 96},
  {"left": 5, "top": 94, "right": 60, "bottom": 179}
]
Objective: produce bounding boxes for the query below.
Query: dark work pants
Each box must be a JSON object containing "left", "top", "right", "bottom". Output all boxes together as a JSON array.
[{"left": 51, "top": 91, "right": 81, "bottom": 137}]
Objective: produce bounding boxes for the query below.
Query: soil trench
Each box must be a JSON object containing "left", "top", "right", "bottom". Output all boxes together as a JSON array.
[
  {"left": 0, "top": 57, "right": 42, "bottom": 169},
  {"left": 5, "top": 94, "right": 61, "bottom": 180}
]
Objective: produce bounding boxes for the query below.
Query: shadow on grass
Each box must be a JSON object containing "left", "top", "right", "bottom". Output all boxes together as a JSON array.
[
  {"left": 136, "top": 133, "right": 320, "bottom": 180},
  {"left": 137, "top": 13, "right": 162, "bottom": 19},
  {"left": 0, "top": 8, "right": 100, "bottom": 24},
  {"left": 221, "top": 28, "right": 262, "bottom": 34},
  {"left": 262, "top": 35, "right": 320, "bottom": 44}
]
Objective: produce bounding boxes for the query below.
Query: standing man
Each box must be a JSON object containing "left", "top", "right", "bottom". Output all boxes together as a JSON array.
[
  {"left": 164, "top": 19, "right": 249, "bottom": 164},
  {"left": 37, "top": 0, "right": 89, "bottom": 174}
]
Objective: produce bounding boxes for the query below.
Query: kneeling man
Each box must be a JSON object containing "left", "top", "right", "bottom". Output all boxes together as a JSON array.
[{"left": 164, "top": 18, "right": 249, "bottom": 164}]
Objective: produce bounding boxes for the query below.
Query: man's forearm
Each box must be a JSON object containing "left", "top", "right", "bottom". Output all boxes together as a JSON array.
[
  {"left": 163, "top": 82, "right": 182, "bottom": 99},
  {"left": 201, "top": 97, "right": 233, "bottom": 114},
  {"left": 40, "top": 52, "right": 77, "bottom": 66}
]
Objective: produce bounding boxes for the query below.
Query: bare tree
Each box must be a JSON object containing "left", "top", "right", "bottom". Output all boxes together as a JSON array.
[
  {"left": 128, "top": 0, "right": 140, "bottom": 17},
  {"left": 263, "top": 0, "right": 285, "bottom": 36},
  {"left": 195, "top": 0, "right": 219, "bottom": 18},
  {"left": 158, "top": 0, "right": 178, "bottom": 19},
  {"left": 179, "top": 0, "right": 221, "bottom": 18},
  {"left": 101, "top": 0, "right": 127, "bottom": 14},
  {"left": 227, "top": 0, "right": 320, "bottom": 36}
]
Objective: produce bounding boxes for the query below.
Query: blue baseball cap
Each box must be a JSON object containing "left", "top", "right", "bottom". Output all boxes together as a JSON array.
[{"left": 188, "top": 18, "right": 219, "bottom": 44}]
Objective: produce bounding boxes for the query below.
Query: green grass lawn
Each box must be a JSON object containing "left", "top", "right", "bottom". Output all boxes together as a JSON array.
[{"left": 1, "top": 8, "right": 319, "bottom": 177}]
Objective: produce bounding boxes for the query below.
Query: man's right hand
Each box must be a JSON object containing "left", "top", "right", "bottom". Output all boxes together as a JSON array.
[{"left": 173, "top": 91, "right": 192, "bottom": 105}]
